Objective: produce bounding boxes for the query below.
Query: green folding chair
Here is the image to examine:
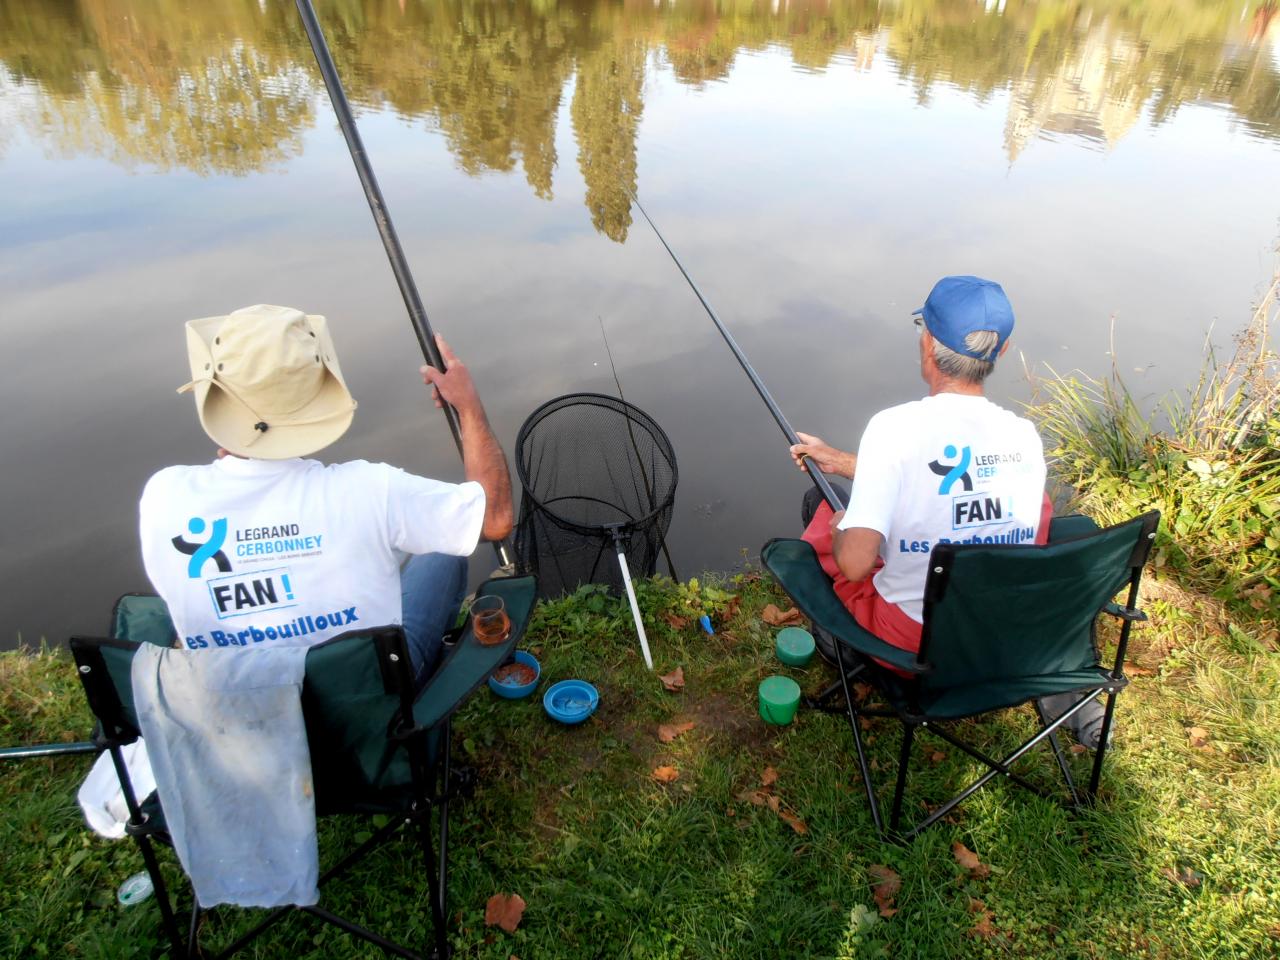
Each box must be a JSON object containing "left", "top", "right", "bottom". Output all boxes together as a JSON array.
[
  {"left": 761, "top": 511, "right": 1159, "bottom": 840},
  {"left": 70, "top": 575, "right": 537, "bottom": 959}
]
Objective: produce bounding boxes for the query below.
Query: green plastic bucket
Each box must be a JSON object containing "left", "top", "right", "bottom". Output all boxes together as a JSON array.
[
  {"left": 758, "top": 675, "right": 802, "bottom": 725},
  {"left": 775, "top": 627, "right": 816, "bottom": 667}
]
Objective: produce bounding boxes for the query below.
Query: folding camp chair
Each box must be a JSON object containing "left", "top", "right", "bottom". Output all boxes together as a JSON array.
[
  {"left": 70, "top": 575, "right": 537, "bottom": 960},
  {"left": 761, "top": 511, "right": 1159, "bottom": 840}
]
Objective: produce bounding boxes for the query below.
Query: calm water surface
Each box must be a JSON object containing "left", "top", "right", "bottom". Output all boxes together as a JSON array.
[{"left": 2, "top": 0, "right": 1279, "bottom": 646}]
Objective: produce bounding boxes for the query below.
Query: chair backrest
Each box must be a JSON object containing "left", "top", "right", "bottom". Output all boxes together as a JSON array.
[
  {"left": 69, "top": 638, "right": 146, "bottom": 744},
  {"left": 73, "top": 607, "right": 421, "bottom": 815},
  {"left": 76, "top": 576, "right": 538, "bottom": 814},
  {"left": 300, "top": 627, "right": 421, "bottom": 815},
  {"left": 917, "top": 511, "right": 1159, "bottom": 692},
  {"left": 110, "top": 594, "right": 177, "bottom": 647}
]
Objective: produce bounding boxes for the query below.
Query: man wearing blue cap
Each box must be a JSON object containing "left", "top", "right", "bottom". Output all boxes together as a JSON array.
[{"left": 790, "top": 276, "right": 1105, "bottom": 748}]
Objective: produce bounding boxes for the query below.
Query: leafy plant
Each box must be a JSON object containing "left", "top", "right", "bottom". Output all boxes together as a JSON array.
[{"left": 1029, "top": 267, "right": 1280, "bottom": 614}]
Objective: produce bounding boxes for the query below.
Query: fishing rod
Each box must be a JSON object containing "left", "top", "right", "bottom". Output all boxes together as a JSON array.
[
  {"left": 294, "top": 0, "right": 512, "bottom": 566},
  {"left": 628, "top": 193, "right": 847, "bottom": 513}
]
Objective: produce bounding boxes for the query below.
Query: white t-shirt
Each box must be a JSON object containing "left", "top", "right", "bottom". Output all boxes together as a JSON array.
[
  {"left": 139, "top": 457, "right": 485, "bottom": 651},
  {"left": 837, "top": 393, "right": 1046, "bottom": 623}
]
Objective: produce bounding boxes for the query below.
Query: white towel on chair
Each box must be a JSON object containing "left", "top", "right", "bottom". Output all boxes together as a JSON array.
[{"left": 130, "top": 644, "right": 318, "bottom": 908}]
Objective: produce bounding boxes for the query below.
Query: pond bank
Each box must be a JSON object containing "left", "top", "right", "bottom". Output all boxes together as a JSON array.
[{"left": 3, "top": 539, "right": 1278, "bottom": 957}]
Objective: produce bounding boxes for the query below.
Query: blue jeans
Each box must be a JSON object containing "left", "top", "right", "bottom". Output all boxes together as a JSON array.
[{"left": 401, "top": 553, "right": 468, "bottom": 686}]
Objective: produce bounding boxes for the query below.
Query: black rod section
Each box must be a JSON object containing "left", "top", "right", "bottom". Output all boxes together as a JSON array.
[
  {"left": 294, "top": 0, "right": 511, "bottom": 565},
  {"left": 629, "top": 193, "right": 846, "bottom": 511},
  {"left": 295, "top": 0, "right": 457, "bottom": 440}
]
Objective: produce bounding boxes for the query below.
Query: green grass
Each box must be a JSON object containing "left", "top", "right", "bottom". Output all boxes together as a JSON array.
[{"left": 3, "top": 567, "right": 1279, "bottom": 959}]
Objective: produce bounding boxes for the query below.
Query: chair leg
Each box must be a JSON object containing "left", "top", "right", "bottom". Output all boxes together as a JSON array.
[
  {"left": 299, "top": 905, "right": 425, "bottom": 960},
  {"left": 1033, "top": 700, "right": 1080, "bottom": 806},
  {"left": 806, "top": 677, "right": 845, "bottom": 712},
  {"left": 888, "top": 723, "right": 916, "bottom": 835},
  {"left": 417, "top": 805, "right": 451, "bottom": 960},
  {"left": 835, "top": 641, "right": 884, "bottom": 838},
  {"left": 929, "top": 723, "right": 1050, "bottom": 798},
  {"left": 1087, "top": 687, "right": 1120, "bottom": 798},
  {"left": 186, "top": 901, "right": 201, "bottom": 959},
  {"left": 908, "top": 704, "right": 1102, "bottom": 838},
  {"left": 414, "top": 735, "right": 451, "bottom": 960},
  {"left": 437, "top": 730, "right": 451, "bottom": 921},
  {"left": 108, "top": 744, "right": 184, "bottom": 957},
  {"left": 134, "top": 833, "right": 185, "bottom": 958}
]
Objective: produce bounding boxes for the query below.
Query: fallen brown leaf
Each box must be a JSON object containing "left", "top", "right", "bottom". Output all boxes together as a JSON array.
[
  {"left": 657, "top": 721, "right": 695, "bottom": 743},
  {"left": 969, "top": 909, "right": 997, "bottom": 939},
  {"left": 852, "top": 682, "right": 874, "bottom": 702},
  {"left": 663, "top": 612, "right": 690, "bottom": 630},
  {"left": 967, "top": 897, "right": 986, "bottom": 914},
  {"left": 779, "top": 810, "right": 808, "bottom": 835},
  {"left": 760, "top": 766, "right": 779, "bottom": 787},
  {"left": 761, "top": 603, "right": 803, "bottom": 627},
  {"left": 651, "top": 765, "right": 679, "bottom": 783},
  {"left": 928, "top": 751, "right": 946, "bottom": 764},
  {"left": 766, "top": 794, "right": 781, "bottom": 813},
  {"left": 1125, "top": 662, "right": 1157, "bottom": 677},
  {"left": 868, "top": 864, "right": 901, "bottom": 917},
  {"left": 724, "top": 594, "right": 742, "bottom": 620},
  {"left": 658, "top": 666, "right": 685, "bottom": 692},
  {"left": 952, "top": 842, "right": 991, "bottom": 879},
  {"left": 738, "top": 789, "right": 770, "bottom": 807},
  {"left": 1187, "top": 726, "right": 1211, "bottom": 748},
  {"left": 484, "top": 893, "right": 526, "bottom": 934},
  {"left": 1069, "top": 743, "right": 1088, "bottom": 755}
]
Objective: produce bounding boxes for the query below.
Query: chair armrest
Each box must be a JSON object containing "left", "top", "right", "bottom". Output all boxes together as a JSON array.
[
  {"left": 407, "top": 575, "right": 538, "bottom": 732},
  {"left": 1104, "top": 601, "right": 1147, "bottom": 623},
  {"left": 760, "top": 539, "right": 926, "bottom": 675}
]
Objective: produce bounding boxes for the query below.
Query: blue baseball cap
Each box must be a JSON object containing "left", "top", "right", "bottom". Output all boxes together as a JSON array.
[{"left": 912, "top": 276, "right": 1014, "bottom": 360}]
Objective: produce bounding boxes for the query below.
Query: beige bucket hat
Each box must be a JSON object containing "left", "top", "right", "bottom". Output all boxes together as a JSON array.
[{"left": 178, "top": 304, "right": 357, "bottom": 459}]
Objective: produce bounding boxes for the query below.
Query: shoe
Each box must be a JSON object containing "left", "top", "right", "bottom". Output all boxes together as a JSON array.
[{"left": 1040, "top": 693, "right": 1113, "bottom": 750}]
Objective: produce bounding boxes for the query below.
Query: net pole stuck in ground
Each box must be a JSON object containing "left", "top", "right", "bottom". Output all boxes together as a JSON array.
[{"left": 611, "top": 532, "right": 654, "bottom": 671}]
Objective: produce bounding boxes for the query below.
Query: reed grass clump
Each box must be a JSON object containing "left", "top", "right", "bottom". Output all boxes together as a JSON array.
[{"left": 1030, "top": 269, "right": 1280, "bottom": 617}]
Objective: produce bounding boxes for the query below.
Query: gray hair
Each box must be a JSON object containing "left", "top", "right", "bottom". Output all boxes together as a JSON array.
[{"left": 931, "top": 330, "right": 1000, "bottom": 383}]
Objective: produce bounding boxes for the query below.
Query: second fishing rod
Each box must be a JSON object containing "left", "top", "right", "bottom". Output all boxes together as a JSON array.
[{"left": 628, "top": 194, "right": 848, "bottom": 513}]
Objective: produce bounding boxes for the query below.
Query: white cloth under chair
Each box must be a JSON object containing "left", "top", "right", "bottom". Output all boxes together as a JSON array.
[{"left": 78, "top": 739, "right": 156, "bottom": 840}]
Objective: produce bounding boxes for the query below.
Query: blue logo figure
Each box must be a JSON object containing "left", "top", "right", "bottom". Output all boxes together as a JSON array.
[
  {"left": 928, "top": 445, "right": 973, "bottom": 494},
  {"left": 171, "top": 517, "right": 232, "bottom": 578}
]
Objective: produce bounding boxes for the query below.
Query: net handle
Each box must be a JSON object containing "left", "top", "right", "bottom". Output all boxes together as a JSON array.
[{"left": 609, "top": 525, "right": 654, "bottom": 670}]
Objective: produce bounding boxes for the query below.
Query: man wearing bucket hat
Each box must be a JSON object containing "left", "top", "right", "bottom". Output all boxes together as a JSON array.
[
  {"left": 138, "top": 304, "right": 513, "bottom": 684},
  {"left": 790, "top": 276, "right": 1105, "bottom": 748}
]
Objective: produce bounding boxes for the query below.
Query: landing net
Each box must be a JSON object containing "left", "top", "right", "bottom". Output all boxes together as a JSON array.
[{"left": 514, "top": 393, "right": 677, "bottom": 599}]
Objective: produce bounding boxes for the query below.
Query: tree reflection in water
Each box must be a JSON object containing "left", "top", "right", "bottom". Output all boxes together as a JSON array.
[{"left": 1, "top": 0, "right": 1277, "bottom": 241}]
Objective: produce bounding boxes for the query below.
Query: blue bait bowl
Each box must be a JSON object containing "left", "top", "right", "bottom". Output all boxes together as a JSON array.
[
  {"left": 488, "top": 650, "right": 541, "bottom": 699},
  {"left": 543, "top": 679, "right": 599, "bottom": 725}
]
